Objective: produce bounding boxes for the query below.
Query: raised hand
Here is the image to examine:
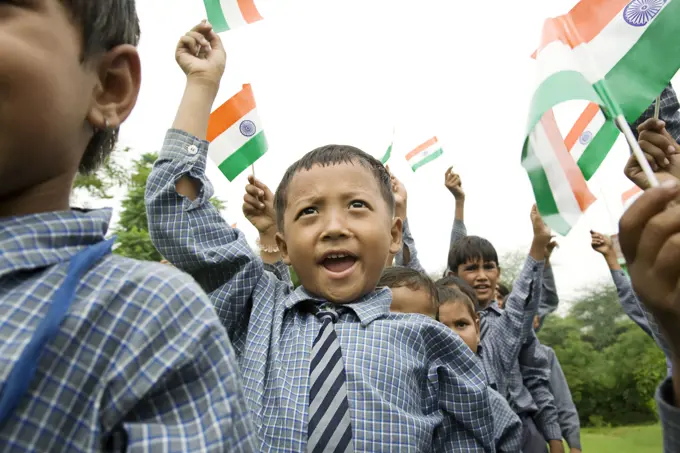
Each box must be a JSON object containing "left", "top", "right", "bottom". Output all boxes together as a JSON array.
[
  {"left": 175, "top": 20, "right": 226, "bottom": 89},
  {"left": 590, "top": 230, "right": 613, "bottom": 256},
  {"left": 624, "top": 118, "right": 680, "bottom": 189},
  {"left": 444, "top": 167, "right": 465, "bottom": 200},
  {"left": 242, "top": 175, "right": 276, "bottom": 234}
]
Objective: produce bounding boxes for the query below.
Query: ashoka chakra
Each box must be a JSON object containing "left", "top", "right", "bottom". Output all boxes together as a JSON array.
[
  {"left": 239, "top": 120, "right": 257, "bottom": 137},
  {"left": 623, "top": 0, "right": 666, "bottom": 27}
]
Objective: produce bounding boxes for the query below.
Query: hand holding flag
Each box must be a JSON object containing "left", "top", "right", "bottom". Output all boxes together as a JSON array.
[
  {"left": 175, "top": 20, "right": 226, "bottom": 89},
  {"left": 624, "top": 118, "right": 680, "bottom": 189}
]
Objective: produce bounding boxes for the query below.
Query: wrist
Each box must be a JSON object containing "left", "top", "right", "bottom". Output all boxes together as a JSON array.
[
  {"left": 530, "top": 237, "right": 549, "bottom": 260},
  {"left": 185, "top": 77, "right": 220, "bottom": 99},
  {"left": 454, "top": 195, "right": 465, "bottom": 203},
  {"left": 604, "top": 252, "right": 621, "bottom": 270},
  {"left": 256, "top": 233, "right": 279, "bottom": 254}
]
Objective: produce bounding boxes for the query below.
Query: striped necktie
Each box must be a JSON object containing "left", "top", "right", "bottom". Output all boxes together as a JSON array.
[{"left": 307, "top": 304, "right": 354, "bottom": 453}]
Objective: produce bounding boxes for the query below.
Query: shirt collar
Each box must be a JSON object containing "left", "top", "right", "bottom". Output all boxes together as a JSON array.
[
  {"left": 482, "top": 301, "right": 503, "bottom": 316},
  {"left": 284, "top": 286, "right": 392, "bottom": 327},
  {"left": 0, "top": 208, "right": 112, "bottom": 278}
]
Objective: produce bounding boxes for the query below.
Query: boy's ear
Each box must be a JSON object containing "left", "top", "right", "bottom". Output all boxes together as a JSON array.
[
  {"left": 497, "top": 266, "right": 502, "bottom": 279},
  {"left": 389, "top": 216, "right": 403, "bottom": 256},
  {"left": 474, "top": 314, "right": 481, "bottom": 333},
  {"left": 86, "top": 44, "right": 141, "bottom": 130},
  {"left": 275, "top": 232, "right": 291, "bottom": 265}
]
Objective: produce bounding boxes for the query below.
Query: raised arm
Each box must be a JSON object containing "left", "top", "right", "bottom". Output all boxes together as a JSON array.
[
  {"left": 145, "top": 23, "right": 272, "bottom": 342},
  {"left": 445, "top": 167, "right": 467, "bottom": 250},
  {"left": 544, "top": 346, "right": 581, "bottom": 452},
  {"left": 389, "top": 170, "right": 427, "bottom": 273},
  {"left": 536, "top": 241, "right": 560, "bottom": 332}
]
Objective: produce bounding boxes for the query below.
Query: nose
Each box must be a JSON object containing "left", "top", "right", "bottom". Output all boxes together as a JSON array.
[
  {"left": 320, "top": 209, "right": 351, "bottom": 241},
  {"left": 474, "top": 267, "right": 490, "bottom": 282}
]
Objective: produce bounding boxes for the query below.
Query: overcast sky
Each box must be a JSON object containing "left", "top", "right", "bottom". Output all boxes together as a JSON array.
[{"left": 99, "top": 0, "right": 678, "bottom": 308}]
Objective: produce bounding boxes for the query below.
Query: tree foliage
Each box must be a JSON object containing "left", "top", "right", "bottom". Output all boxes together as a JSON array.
[
  {"left": 538, "top": 281, "right": 667, "bottom": 427},
  {"left": 89, "top": 151, "right": 226, "bottom": 262},
  {"left": 72, "top": 147, "right": 130, "bottom": 199}
]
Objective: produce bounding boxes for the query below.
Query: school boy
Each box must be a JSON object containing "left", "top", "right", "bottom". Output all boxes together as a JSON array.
[
  {"left": 438, "top": 286, "right": 523, "bottom": 452},
  {"left": 146, "top": 22, "right": 494, "bottom": 452},
  {"left": 446, "top": 211, "right": 563, "bottom": 453},
  {"left": 0, "top": 6, "right": 256, "bottom": 452}
]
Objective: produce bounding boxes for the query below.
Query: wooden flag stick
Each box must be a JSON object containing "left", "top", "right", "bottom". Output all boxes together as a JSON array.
[
  {"left": 251, "top": 164, "right": 255, "bottom": 178},
  {"left": 654, "top": 96, "right": 661, "bottom": 120}
]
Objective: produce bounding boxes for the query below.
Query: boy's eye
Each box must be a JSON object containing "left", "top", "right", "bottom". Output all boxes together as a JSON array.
[
  {"left": 349, "top": 200, "right": 367, "bottom": 209},
  {"left": 455, "top": 321, "right": 469, "bottom": 328},
  {"left": 297, "top": 207, "right": 318, "bottom": 218}
]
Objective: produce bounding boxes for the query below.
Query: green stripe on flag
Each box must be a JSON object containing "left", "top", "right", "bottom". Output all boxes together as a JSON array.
[
  {"left": 522, "top": 145, "right": 572, "bottom": 235},
  {"left": 411, "top": 148, "right": 443, "bottom": 172},
  {"left": 604, "top": 0, "right": 680, "bottom": 123},
  {"left": 217, "top": 131, "right": 268, "bottom": 181},
  {"left": 381, "top": 143, "right": 392, "bottom": 164},
  {"left": 203, "top": 0, "right": 230, "bottom": 32},
  {"left": 577, "top": 120, "right": 620, "bottom": 180},
  {"left": 526, "top": 71, "right": 603, "bottom": 138}
]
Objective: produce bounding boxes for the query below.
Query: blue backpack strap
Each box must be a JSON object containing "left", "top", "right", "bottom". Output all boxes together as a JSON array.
[{"left": 0, "top": 238, "right": 114, "bottom": 426}]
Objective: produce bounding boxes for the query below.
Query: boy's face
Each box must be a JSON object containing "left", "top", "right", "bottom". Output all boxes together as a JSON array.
[
  {"left": 277, "top": 162, "right": 402, "bottom": 303},
  {"left": 438, "top": 302, "right": 480, "bottom": 353},
  {"left": 0, "top": 0, "right": 139, "bottom": 215},
  {"left": 389, "top": 286, "right": 436, "bottom": 318},
  {"left": 455, "top": 257, "right": 500, "bottom": 306}
]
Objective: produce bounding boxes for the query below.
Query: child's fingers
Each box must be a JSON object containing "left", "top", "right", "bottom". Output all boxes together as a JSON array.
[
  {"left": 186, "top": 30, "right": 211, "bottom": 48},
  {"left": 637, "top": 118, "right": 665, "bottom": 133},
  {"left": 639, "top": 130, "right": 675, "bottom": 164},
  {"left": 619, "top": 181, "right": 680, "bottom": 263},
  {"left": 245, "top": 184, "right": 264, "bottom": 199},
  {"left": 445, "top": 166, "right": 453, "bottom": 177},
  {"left": 637, "top": 139, "right": 666, "bottom": 171},
  {"left": 178, "top": 36, "right": 201, "bottom": 56},
  {"left": 243, "top": 193, "right": 265, "bottom": 209}
]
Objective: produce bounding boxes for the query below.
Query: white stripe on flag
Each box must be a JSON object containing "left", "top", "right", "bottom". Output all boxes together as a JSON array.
[
  {"left": 219, "top": 0, "right": 248, "bottom": 29},
  {"left": 209, "top": 108, "right": 260, "bottom": 164}
]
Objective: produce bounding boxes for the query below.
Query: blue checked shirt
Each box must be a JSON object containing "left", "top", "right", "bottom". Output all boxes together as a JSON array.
[
  {"left": 0, "top": 209, "right": 257, "bottom": 452},
  {"left": 145, "top": 129, "right": 495, "bottom": 452},
  {"left": 488, "top": 388, "right": 523, "bottom": 453},
  {"left": 658, "top": 377, "right": 680, "bottom": 453},
  {"left": 631, "top": 83, "right": 680, "bottom": 141},
  {"left": 542, "top": 345, "right": 581, "bottom": 449},
  {"left": 478, "top": 258, "right": 543, "bottom": 398}
]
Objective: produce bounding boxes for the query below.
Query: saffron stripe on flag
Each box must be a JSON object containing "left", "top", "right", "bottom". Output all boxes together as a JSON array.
[
  {"left": 564, "top": 102, "right": 600, "bottom": 151},
  {"left": 207, "top": 84, "right": 257, "bottom": 141},
  {"left": 238, "top": 0, "right": 263, "bottom": 23},
  {"left": 406, "top": 137, "right": 438, "bottom": 160}
]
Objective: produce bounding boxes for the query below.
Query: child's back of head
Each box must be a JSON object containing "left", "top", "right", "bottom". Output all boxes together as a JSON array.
[
  {"left": 272, "top": 144, "right": 402, "bottom": 304},
  {"left": 1, "top": 0, "right": 141, "bottom": 216},
  {"left": 436, "top": 274, "right": 480, "bottom": 311},
  {"left": 378, "top": 266, "right": 438, "bottom": 318}
]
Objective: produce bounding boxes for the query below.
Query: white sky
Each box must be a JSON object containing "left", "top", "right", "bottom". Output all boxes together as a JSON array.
[{"left": 99, "top": 0, "right": 679, "bottom": 308}]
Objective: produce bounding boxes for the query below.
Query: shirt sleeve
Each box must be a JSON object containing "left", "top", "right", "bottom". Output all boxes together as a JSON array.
[
  {"left": 611, "top": 269, "right": 673, "bottom": 374},
  {"left": 657, "top": 377, "right": 680, "bottom": 453},
  {"left": 488, "top": 388, "right": 523, "bottom": 453},
  {"left": 491, "top": 256, "right": 544, "bottom": 375},
  {"left": 393, "top": 217, "right": 427, "bottom": 273},
  {"left": 426, "top": 326, "right": 495, "bottom": 452},
  {"left": 100, "top": 267, "right": 259, "bottom": 453},
  {"left": 264, "top": 261, "right": 294, "bottom": 291},
  {"left": 145, "top": 129, "right": 274, "bottom": 345},
  {"left": 520, "top": 332, "right": 561, "bottom": 441},
  {"left": 545, "top": 346, "right": 581, "bottom": 449},
  {"left": 631, "top": 83, "right": 680, "bottom": 142},
  {"left": 450, "top": 219, "right": 468, "bottom": 250},
  {"left": 536, "top": 265, "right": 559, "bottom": 332}
]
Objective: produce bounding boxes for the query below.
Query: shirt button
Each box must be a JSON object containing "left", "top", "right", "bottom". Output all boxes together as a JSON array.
[{"left": 187, "top": 145, "right": 198, "bottom": 155}]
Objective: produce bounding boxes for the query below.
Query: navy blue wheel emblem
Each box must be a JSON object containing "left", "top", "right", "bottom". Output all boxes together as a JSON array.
[
  {"left": 239, "top": 120, "right": 256, "bottom": 137},
  {"left": 623, "top": 0, "right": 666, "bottom": 27},
  {"left": 579, "top": 130, "right": 593, "bottom": 146}
]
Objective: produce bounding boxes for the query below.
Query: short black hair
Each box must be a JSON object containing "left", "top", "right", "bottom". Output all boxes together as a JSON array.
[
  {"left": 448, "top": 236, "right": 499, "bottom": 274},
  {"left": 497, "top": 282, "right": 511, "bottom": 298},
  {"left": 378, "top": 266, "right": 437, "bottom": 309},
  {"left": 436, "top": 275, "right": 479, "bottom": 310},
  {"left": 273, "top": 144, "right": 394, "bottom": 231},
  {"left": 60, "top": 0, "right": 141, "bottom": 174},
  {"left": 436, "top": 286, "right": 477, "bottom": 320}
]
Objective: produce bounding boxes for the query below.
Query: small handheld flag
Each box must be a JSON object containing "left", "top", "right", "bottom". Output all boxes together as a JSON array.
[
  {"left": 207, "top": 84, "right": 268, "bottom": 182},
  {"left": 203, "top": 0, "right": 264, "bottom": 33},
  {"left": 406, "top": 137, "right": 443, "bottom": 172}
]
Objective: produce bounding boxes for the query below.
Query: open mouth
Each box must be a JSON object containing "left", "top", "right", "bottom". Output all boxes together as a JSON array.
[
  {"left": 321, "top": 253, "right": 358, "bottom": 276},
  {"left": 474, "top": 284, "right": 491, "bottom": 292}
]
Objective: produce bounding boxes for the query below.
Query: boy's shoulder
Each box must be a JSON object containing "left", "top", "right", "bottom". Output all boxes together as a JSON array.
[{"left": 78, "top": 253, "right": 217, "bottom": 322}]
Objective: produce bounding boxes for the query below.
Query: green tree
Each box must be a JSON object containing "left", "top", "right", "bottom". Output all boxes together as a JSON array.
[
  {"left": 113, "top": 152, "right": 225, "bottom": 261},
  {"left": 72, "top": 147, "right": 130, "bottom": 199},
  {"left": 569, "top": 285, "right": 629, "bottom": 351},
  {"left": 498, "top": 248, "right": 526, "bottom": 290}
]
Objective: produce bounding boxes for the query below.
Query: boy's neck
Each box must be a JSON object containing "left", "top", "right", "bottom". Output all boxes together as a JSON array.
[{"left": 0, "top": 174, "right": 74, "bottom": 218}]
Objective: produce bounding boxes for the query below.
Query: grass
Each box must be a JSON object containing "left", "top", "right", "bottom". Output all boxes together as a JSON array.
[{"left": 564, "top": 424, "right": 662, "bottom": 452}]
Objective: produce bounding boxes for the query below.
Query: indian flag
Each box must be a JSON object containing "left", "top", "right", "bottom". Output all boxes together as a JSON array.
[
  {"left": 406, "top": 137, "right": 443, "bottom": 172},
  {"left": 207, "top": 84, "right": 268, "bottom": 182},
  {"left": 527, "top": 0, "right": 680, "bottom": 180},
  {"left": 203, "top": 0, "right": 263, "bottom": 33},
  {"left": 523, "top": 110, "right": 597, "bottom": 235},
  {"left": 563, "top": 102, "right": 619, "bottom": 180},
  {"left": 621, "top": 185, "right": 643, "bottom": 210}
]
